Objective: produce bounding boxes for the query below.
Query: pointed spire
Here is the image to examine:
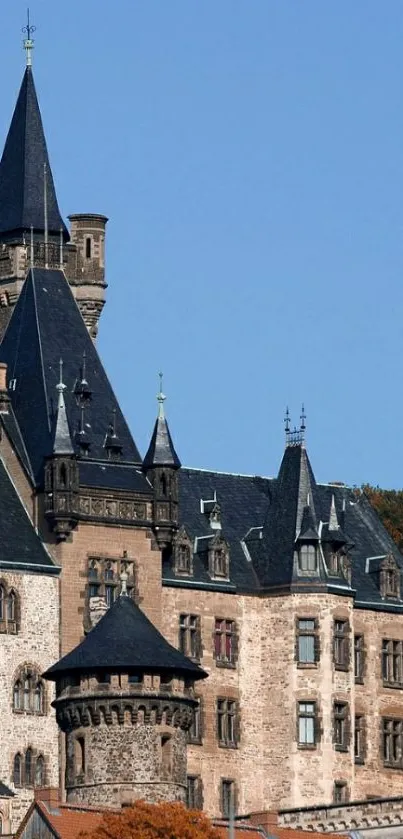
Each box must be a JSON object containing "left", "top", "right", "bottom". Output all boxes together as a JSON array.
[
  {"left": 74, "top": 351, "right": 92, "bottom": 402},
  {"left": 104, "top": 409, "right": 123, "bottom": 458},
  {"left": 22, "top": 9, "right": 36, "bottom": 68},
  {"left": 53, "top": 360, "right": 74, "bottom": 455},
  {"left": 75, "top": 403, "right": 91, "bottom": 455},
  {"left": 329, "top": 494, "right": 339, "bottom": 531},
  {"left": 143, "top": 375, "right": 181, "bottom": 470},
  {"left": 0, "top": 62, "right": 69, "bottom": 242}
]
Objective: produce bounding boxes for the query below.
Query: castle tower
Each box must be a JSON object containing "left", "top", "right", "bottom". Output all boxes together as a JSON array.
[
  {"left": 143, "top": 377, "right": 181, "bottom": 549},
  {"left": 43, "top": 592, "right": 206, "bottom": 808},
  {"left": 65, "top": 214, "right": 108, "bottom": 340}
]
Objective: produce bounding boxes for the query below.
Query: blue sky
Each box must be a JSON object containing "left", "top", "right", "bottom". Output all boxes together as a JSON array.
[{"left": 1, "top": 2, "right": 403, "bottom": 487}]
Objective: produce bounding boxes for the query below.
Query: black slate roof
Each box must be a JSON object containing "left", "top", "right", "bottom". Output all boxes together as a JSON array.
[
  {"left": 0, "top": 268, "right": 147, "bottom": 489},
  {"left": 1, "top": 407, "right": 34, "bottom": 481},
  {"left": 43, "top": 595, "right": 206, "bottom": 680},
  {"left": 143, "top": 411, "right": 181, "bottom": 470},
  {"left": 0, "top": 67, "right": 68, "bottom": 241},
  {"left": 0, "top": 458, "right": 57, "bottom": 572},
  {"left": 0, "top": 781, "right": 14, "bottom": 798},
  {"left": 163, "top": 450, "right": 403, "bottom": 611}
]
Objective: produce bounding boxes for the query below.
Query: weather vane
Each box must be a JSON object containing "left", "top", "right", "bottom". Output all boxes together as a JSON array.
[{"left": 22, "top": 8, "right": 36, "bottom": 67}]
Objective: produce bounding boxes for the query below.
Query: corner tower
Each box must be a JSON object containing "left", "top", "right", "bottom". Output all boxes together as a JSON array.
[
  {"left": 44, "top": 593, "right": 206, "bottom": 807},
  {"left": 0, "top": 32, "right": 108, "bottom": 340}
]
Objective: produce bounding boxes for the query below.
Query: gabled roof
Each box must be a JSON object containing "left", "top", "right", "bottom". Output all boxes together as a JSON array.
[
  {"left": 0, "top": 67, "right": 68, "bottom": 241},
  {"left": 0, "top": 268, "right": 147, "bottom": 488},
  {"left": 43, "top": 594, "right": 206, "bottom": 680},
  {"left": 0, "top": 457, "right": 57, "bottom": 572}
]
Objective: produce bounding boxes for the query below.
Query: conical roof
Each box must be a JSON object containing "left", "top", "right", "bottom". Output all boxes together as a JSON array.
[
  {"left": 0, "top": 66, "right": 68, "bottom": 241},
  {"left": 52, "top": 370, "right": 74, "bottom": 456},
  {"left": 43, "top": 595, "right": 206, "bottom": 681},
  {"left": 143, "top": 415, "right": 181, "bottom": 469}
]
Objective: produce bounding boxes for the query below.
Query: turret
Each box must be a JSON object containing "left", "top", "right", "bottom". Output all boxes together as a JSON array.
[
  {"left": 143, "top": 376, "right": 181, "bottom": 549},
  {"left": 43, "top": 592, "right": 206, "bottom": 807},
  {"left": 65, "top": 214, "right": 108, "bottom": 340},
  {"left": 44, "top": 360, "right": 79, "bottom": 541}
]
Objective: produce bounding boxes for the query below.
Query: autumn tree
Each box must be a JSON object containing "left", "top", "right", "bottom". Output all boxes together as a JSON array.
[
  {"left": 80, "top": 800, "right": 222, "bottom": 839},
  {"left": 363, "top": 484, "right": 403, "bottom": 550}
]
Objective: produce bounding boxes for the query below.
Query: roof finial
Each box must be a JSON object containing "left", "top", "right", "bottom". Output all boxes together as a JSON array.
[
  {"left": 300, "top": 403, "right": 306, "bottom": 443},
  {"left": 57, "top": 359, "right": 66, "bottom": 393},
  {"left": 120, "top": 568, "right": 129, "bottom": 597},
  {"left": 22, "top": 9, "right": 36, "bottom": 68},
  {"left": 284, "top": 406, "right": 290, "bottom": 441},
  {"left": 157, "top": 371, "right": 166, "bottom": 420}
]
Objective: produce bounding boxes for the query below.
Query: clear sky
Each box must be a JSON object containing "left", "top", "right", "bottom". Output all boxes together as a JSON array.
[{"left": 1, "top": 2, "right": 402, "bottom": 488}]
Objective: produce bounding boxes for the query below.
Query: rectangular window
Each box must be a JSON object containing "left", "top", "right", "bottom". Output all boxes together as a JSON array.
[
  {"left": 188, "top": 699, "right": 203, "bottom": 745},
  {"left": 299, "top": 544, "right": 317, "bottom": 572},
  {"left": 217, "top": 698, "right": 238, "bottom": 747},
  {"left": 179, "top": 614, "right": 200, "bottom": 661},
  {"left": 334, "top": 620, "right": 350, "bottom": 669},
  {"left": 354, "top": 715, "right": 365, "bottom": 763},
  {"left": 333, "top": 781, "right": 348, "bottom": 804},
  {"left": 186, "top": 775, "right": 203, "bottom": 809},
  {"left": 382, "top": 639, "right": 403, "bottom": 687},
  {"left": 214, "top": 619, "right": 237, "bottom": 666},
  {"left": 221, "top": 779, "right": 236, "bottom": 819},
  {"left": 297, "top": 619, "right": 319, "bottom": 665},
  {"left": 383, "top": 718, "right": 403, "bottom": 767},
  {"left": 354, "top": 635, "right": 365, "bottom": 682},
  {"left": 333, "top": 702, "right": 349, "bottom": 751},
  {"left": 298, "top": 701, "right": 317, "bottom": 747}
]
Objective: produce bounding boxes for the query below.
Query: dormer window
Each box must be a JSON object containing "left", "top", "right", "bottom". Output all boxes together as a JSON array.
[
  {"left": 298, "top": 544, "right": 318, "bottom": 573},
  {"left": 173, "top": 528, "right": 193, "bottom": 576},
  {"left": 209, "top": 503, "right": 221, "bottom": 530},
  {"left": 208, "top": 536, "right": 230, "bottom": 580},
  {"left": 380, "top": 556, "right": 400, "bottom": 599}
]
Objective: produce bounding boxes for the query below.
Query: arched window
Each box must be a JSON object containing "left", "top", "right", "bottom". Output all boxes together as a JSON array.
[
  {"left": 13, "top": 753, "right": 22, "bottom": 787},
  {"left": 13, "top": 680, "right": 22, "bottom": 710},
  {"left": 75, "top": 737, "right": 85, "bottom": 776},
  {"left": 34, "top": 681, "right": 44, "bottom": 713},
  {"left": 35, "top": 755, "right": 45, "bottom": 787},
  {"left": 59, "top": 463, "right": 67, "bottom": 488},
  {"left": 25, "top": 748, "right": 33, "bottom": 786},
  {"left": 7, "top": 591, "right": 15, "bottom": 621},
  {"left": 0, "top": 585, "right": 4, "bottom": 620}
]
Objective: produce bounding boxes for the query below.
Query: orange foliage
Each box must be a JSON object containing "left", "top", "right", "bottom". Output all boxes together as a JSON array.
[
  {"left": 80, "top": 800, "right": 221, "bottom": 839},
  {"left": 363, "top": 484, "right": 403, "bottom": 550}
]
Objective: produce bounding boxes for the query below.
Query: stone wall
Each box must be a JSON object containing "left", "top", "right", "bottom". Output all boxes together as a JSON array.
[{"left": 0, "top": 571, "right": 59, "bottom": 833}]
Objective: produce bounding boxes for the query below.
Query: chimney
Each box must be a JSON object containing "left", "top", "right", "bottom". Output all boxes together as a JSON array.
[
  {"left": 247, "top": 812, "right": 279, "bottom": 831},
  {"left": 34, "top": 787, "right": 60, "bottom": 809}
]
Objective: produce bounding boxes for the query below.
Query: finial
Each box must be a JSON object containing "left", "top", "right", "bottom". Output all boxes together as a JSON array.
[
  {"left": 81, "top": 351, "right": 88, "bottom": 385},
  {"left": 59, "top": 228, "right": 64, "bottom": 269},
  {"left": 284, "top": 406, "right": 290, "bottom": 437},
  {"left": 157, "top": 371, "right": 166, "bottom": 420},
  {"left": 300, "top": 403, "right": 306, "bottom": 442},
  {"left": 120, "top": 568, "right": 128, "bottom": 597},
  {"left": 22, "top": 9, "right": 36, "bottom": 67},
  {"left": 56, "top": 359, "right": 66, "bottom": 393}
]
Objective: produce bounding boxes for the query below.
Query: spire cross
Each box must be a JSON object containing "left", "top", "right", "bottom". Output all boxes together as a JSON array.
[
  {"left": 157, "top": 371, "right": 166, "bottom": 419},
  {"left": 22, "top": 9, "right": 36, "bottom": 67}
]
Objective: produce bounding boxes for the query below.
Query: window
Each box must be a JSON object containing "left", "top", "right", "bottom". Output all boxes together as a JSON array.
[
  {"left": 298, "top": 701, "right": 317, "bottom": 747},
  {"left": 333, "top": 781, "right": 349, "bottom": 804},
  {"left": 13, "top": 753, "right": 22, "bottom": 787},
  {"left": 161, "top": 735, "right": 172, "bottom": 779},
  {"left": 382, "top": 639, "right": 403, "bottom": 686},
  {"left": 299, "top": 544, "right": 317, "bottom": 572},
  {"left": 186, "top": 775, "right": 203, "bottom": 810},
  {"left": 296, "top": 619, "right": 319, "bottom": 665},
  {"left": 333, "top": 702, "right": 349, "bottom": 751},
  {"left": 354, "top": 635, "right": 365, "bottom": 682},
  {"left": 221, "top": 779, "right": 236, "bottom": 819},
  {"left": 88, "top": 560, "right": 100, "bottom": 598},
  {"left": 75, "top": 737, "right": 85, "bottom": 776},
  {"left": 0, "top": 582, "right": 19, "bottom": 634},
  {"left": 383, "top": 718, "right": 403, "bottom": 767},
  {"left": 354, "top": 716, "right": 365, "bottom": 764},
  {"left": 214, "top": 619, "right": 237, "bottom": 666},
  {"left": 188, "top": 698, "right": 203, "bottom": 745},
  {"left": 87, "top": 557, "right": 134, "bottom": 606},
  {"left": 85, "top": 237, "right": 92, "bottom": 259},
  {"left": 97, "top": 672, "right": 111, "bottom": 684},
  {"left": 334, "top": 620, "right": 350, "bottom": 669},
  {"left": 179, "top": 614, "right": 201, "bottom": 660},
  {"left": 25, "top": 748, "right": 33, "bottom": 786},
  {"left": 217, "top": 698, "right": 238, "bottom": 747},
  {"left": 128, "top": 673, "right": 142, "bottom": 684},
  {"left": 13, "top": 670, "right": 45, "bottom": 715},
  {"left": 380, "top": 557, "right": 401, "bottom": 599},
  {"left": 208, "top": 538, "right": 230, "bottom": 579},
  {"left": 173, "top": 528, "right": 193, "bottom": 576},
  {"left": 35, "top": 755, "right": 45, "bottom": 787}
]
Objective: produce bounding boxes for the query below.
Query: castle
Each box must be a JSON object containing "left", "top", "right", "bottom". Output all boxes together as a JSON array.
[{"left": 1, "top": 34, "right": 403, "bottom": 838}]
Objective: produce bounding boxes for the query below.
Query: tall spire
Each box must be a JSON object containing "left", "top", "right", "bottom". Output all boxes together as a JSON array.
[
  {"left": 0, "top": 49, "right": 69, "bottom": 242},
  {"left": 22, "top": 9, "right": 36, "bottom": 67},
  {"left": 53, "top": 360, "right": 74, "bottom": 455},
  {"left": 143, "top": 375, "right": 181, "bottom": 470}
]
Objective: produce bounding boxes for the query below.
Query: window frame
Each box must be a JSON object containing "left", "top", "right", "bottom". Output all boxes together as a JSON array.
[
  {"left": 383, "top": 717, "right": 403, "bottom": 768},
  {"left": 179, "top": 614, "right": 201, "bottom": 662},
  {"left": 382, "top": 639, "right": 403, "bottom": 688},
  {"left": 214, "top": 618, "right": 237, "bottom": 668},
  {"left": 217, "top": 698, "right": 239, "bottom": 748},
  {"left": 186, "top": 775, "right": 203, "bottom": 810},
  {"left": 333, "top": 701, "right": 349, "bottom": 752},
  {"left": 297, "top": 700, "right": 318, "bottom": 749},
  {"left": 188, "top": 697, "right": 203, "bottom": 745},
  {"left": 220, "top": 779, "right": 236, "bottom": 819},
  {"left": 354, "top": 715, "right": 366, "bottom": 764},
  {"left": 333, "top": 781, "right": 349, "bottom": 804},
  {"left": 354, "top": 634, "right": 365, "bottom": 683},
  {"left": 333, "top": 619, "right": 350, "bottom": 671},
  {"left": 296, "top": 618, "right": 319, "bottom": 667}
]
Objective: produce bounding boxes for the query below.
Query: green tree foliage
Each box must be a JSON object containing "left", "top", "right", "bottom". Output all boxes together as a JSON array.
[{"left": 363, "top": 485, "right": 403, "bottom": 551}]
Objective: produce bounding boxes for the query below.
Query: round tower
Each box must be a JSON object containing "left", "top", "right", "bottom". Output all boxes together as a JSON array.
[
  {"left": 43, "top": 593, "right": 206, "bottom": 808},
  {"left": 66, "top": 214, "right": 108, "bottom": 340}
]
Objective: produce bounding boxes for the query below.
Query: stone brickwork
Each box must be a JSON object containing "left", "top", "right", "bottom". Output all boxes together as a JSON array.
[{"left": 0, "top": 571, "right": 59, "bottom": 833}]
